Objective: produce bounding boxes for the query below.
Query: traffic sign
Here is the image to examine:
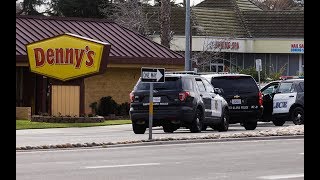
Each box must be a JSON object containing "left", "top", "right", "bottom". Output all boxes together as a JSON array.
[
  {"left": 141, "top": 67, "right": 165, "bottom": 83},
  {"left": 255, "top": 59, "right": 262, "bottom": 72}
]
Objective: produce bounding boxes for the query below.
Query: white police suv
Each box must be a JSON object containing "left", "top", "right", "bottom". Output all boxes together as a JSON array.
[{"left": 261, "top": 78, "right": 304, "bottom": 126}]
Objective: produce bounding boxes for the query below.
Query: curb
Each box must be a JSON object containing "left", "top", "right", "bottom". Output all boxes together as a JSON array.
[{"left": 16, "top": 135, "right": 304, "bottom": 152}]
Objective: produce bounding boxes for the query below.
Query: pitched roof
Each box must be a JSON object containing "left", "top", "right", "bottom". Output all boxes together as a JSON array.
[
  {"left": 195, "top": 0, "right": 262, "bottom": 11},
  {"left": 16, "top": 15, "right": 184, "bottom": 64},
  {"left": 241, "top": 11, "right": 304, "bottom": 38}
]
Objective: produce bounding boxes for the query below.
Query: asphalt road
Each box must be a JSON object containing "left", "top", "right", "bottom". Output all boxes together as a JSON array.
[
  {"left": 16, "top": 138, "right": 304, "bottom": 180},
  {"left": 16, "top": 122, "right": 296, "bottom": 147}
]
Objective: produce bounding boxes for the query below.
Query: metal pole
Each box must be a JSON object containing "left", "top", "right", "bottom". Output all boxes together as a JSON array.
[
  {"left": 149, "top": 83, "right": 153, "bottom": 140},
  {"left": 258, "top": 70, "right": 261, "bottom": 89},
  {"left": 185, "top": 0, "right": 191, "bottom": 71}
]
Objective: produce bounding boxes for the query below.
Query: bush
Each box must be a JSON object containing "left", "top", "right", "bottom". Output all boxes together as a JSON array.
[
  {"left": 98, "top": 96, "right": 118, "bottom": 116},
  {"left": 238, "top": 67, "right": 266, "bottom": 82},
  {"left": 116, "top": 102, "right": 130, "bottom": 116}
]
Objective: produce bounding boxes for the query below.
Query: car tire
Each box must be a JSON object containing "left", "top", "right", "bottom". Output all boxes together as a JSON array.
[
  {"left": 190, "top": 109, "right": 203, "bottom": 133},
  {"left": 291, "top": 107, "right": 304, "bottom": 125},
  {"left": 243, "top": 121, "right": 257, "bottom": 130},
  {"left": 132, "top": 123, "right": 146, "bottom": 134},
  {"left": 272, "top": 119, "right": 286, "bottom": 126},
  {"left": 201, "top": 125, "right": 207, "bottom": 131},
  {"left": 216, "top": 109, "right": 229, "bottom": 132}
]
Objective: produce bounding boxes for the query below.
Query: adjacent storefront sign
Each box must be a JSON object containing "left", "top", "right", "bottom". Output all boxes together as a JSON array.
[
  {"left": 27, "top": 33, "right": 111, "bottom": 81},
  {"left": 291, "top": 43, "right": 304, "bottom": 53}
]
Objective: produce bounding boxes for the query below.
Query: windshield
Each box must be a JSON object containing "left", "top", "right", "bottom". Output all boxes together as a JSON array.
[
  {"left": 211, "top": 76, "right": 259, "bottom": 94},
  {"left": 134, "top": 77, "right": 181, "bottom": 90}
]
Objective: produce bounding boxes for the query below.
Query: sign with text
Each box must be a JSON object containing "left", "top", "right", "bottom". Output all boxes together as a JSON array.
[
  {"left": 255, "top": 59, "right": 262, "bottom": 72},
  {"left": 27, "top": 33, "right": 111, "bottom": 81},
  {"left": 291, "top": 43, "right": 304, "bottom": 53},
  {"left": 141, "top": 67, "right": 165, "bottom": 83}
]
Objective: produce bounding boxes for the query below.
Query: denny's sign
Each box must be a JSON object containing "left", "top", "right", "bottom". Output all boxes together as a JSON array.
[{"left": 26, "top": 33, "right": 111, "bottom": 81}]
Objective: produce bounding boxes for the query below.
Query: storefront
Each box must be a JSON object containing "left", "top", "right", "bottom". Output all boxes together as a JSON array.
[{"left": 16, "top": 15, "right": 184, "bottom": 118}]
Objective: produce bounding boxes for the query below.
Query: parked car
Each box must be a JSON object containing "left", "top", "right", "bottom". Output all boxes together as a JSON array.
[
  {"left": 129, "top": 72, "right": 229, "bottom": 134},
  {"left": 201, "top": 73, "right": 263, "bottom": 130},
  {"left": 261, "top": 79, "right": 304, "bottom": 126}
]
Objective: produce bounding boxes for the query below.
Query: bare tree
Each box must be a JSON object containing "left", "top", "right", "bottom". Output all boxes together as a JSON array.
[
  {"left": 16, "top": 1, "right": 23, "bottom": 14},
  {"left": 160, "top": 0, "right": 172, "bottom": 48},
  {"left": 110, "top": 0, "right": 154, "bottom": 37}
]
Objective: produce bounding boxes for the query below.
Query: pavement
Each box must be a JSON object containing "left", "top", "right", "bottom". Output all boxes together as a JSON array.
[
  {"left": 16, "top": 122, "right": 298, "bottom": 147},
  {"left": 16, "top": 138, "right": 304, "bottom": 180}
]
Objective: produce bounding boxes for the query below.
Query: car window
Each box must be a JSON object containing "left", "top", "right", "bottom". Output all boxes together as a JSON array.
[
  {"left": 195, "top": 79, "right": 206, "bottom": 92},
  {"left": 202, "top": 79, "right": 214, "bottom": 92},
  {"left": 181, "top": 78, "right": 193, "bottom": 90},
  {"left": 262, "top": 83, "right": 279, "bottom": 95},
  {"left": 134, "top": 77, "right": 181, "bottom": 90},
  {"left": 277, "top": 82, "right": 293, "bottom": 93},
  {"left": 211, "top": 76, "right": 259, "bottom": 93}
]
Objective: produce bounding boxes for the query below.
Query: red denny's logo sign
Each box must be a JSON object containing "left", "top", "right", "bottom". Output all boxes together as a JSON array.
[{"left": 27, "top": 33, "right": 111, "bottom": 81}]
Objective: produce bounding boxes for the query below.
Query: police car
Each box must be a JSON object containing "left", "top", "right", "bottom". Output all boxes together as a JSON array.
[
  {"left": 261, "top": 78, "right": 304, "bottom": 126},
  {"left": 129, "top": 71, "right": 229, "bottom": 134}
]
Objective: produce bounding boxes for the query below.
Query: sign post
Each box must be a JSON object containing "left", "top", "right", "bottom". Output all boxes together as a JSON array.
[
  {"left": 141, "top": 67, "right": 165, "bottom": 140},
  {"left": 255, "top": 59, "right": 262, "bottom": 89}
]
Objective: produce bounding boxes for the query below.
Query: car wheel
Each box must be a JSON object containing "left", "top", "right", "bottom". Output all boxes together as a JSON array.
[
  {"left": 243, "top": 121, "right": 257, "bottom": 130},
  {"left": 272, "top": 119, "right": 286, "bottom": 126},
  {"left": 201, "top": 125, "right": 207, "bottom": 131},
  {"left": 291, "top": 107, "right": 304, "bottom": 125},
  {"left": 216, "top": 109, "right": 229, "bottom": 132},
  {"left": 132, "top": 123, "right": 146, "bottom": 134},
  {"left": 190, "top": 109, "right": 203, "bottom": 133}
]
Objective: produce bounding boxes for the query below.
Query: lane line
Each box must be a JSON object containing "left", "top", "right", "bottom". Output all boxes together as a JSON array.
[
  {"left": 299, "top": 153, "right": 304, "bottom": 155},
  {"left": 84, "top": 163, "right": 160, "bottom": 169},
  {"left": 257, "top": 173, "right": 304, "bottom": 179}
]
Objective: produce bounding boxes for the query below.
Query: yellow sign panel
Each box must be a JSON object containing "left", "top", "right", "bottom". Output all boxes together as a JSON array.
[{"left": 27, "top": 34, "right": 108, "bottom": 81}]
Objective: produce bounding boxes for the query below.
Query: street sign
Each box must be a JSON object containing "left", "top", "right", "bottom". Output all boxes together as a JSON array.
[
  {"left": 255, "top": 59, "right": 262, "bottom": 72},
  {"left": 141, "top": 67, "right": 165, "bottom": 83}
]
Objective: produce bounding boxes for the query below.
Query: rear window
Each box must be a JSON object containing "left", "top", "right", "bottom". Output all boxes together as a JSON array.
[
  {"left": 299, "top": 82, "right": 304, "bottom": 92},
  {"left": 211, "top": 76, "right": 259, "bottom": 93},
  {"left": 134, "top": 77, "right": 181, "bottom": 90}
]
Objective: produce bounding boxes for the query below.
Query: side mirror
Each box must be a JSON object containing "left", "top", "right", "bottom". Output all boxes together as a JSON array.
[{"left": 214, "top": 88, "right": 223, "bottom": 94}]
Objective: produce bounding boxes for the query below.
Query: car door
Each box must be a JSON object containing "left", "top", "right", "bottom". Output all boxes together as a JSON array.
[
  {"left": 273, "top": 82, "right": 297, "bottom": 114},
  {"left": 195, "top": 78, "right": 212, "bottom": 120},
  {"left": 261, "top": 82, "right": 280, "bottom": 120},
  {"left": 202, "top": 78, "right": 222, "bottom": 118}
]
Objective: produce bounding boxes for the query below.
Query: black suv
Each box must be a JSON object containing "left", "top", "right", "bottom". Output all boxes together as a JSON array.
[
  {"left": 201, "top": 73, "right": 263, "bottom": 130},
  {"left": 129, "top": 72, "right": 229, "bottom": 134}
]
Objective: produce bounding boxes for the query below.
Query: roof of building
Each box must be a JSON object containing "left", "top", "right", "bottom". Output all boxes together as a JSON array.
[
  {"left": 16, "top": 15, "right": 184, "bottom": 65},
  {"left": 146, "top": 0, "right": 303, "bottom": 39},
  {"left": 241, "top": 11, "right": 304, "bottom": 38}
]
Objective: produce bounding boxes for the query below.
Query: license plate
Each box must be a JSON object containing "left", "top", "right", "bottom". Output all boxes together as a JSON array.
[
  {"left": 153, "top": 97, "right": 161, "bottom": 103},
  {"left": 232, "top": 99, "right": 241, "bottom": 105}
]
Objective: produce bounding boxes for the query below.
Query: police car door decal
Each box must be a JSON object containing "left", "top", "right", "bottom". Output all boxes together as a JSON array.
[
  {"left": 273, "top": 92, "right": 297, "bottom": 114},
  {"left": 211, "top": 95, "right": 222, "bottom": 117}
]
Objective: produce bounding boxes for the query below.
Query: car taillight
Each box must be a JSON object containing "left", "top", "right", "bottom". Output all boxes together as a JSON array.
[
  {"left": 129, "top": 92, "right": 134, "bottom": 103},
  {"left": 179, "top": 91, "right": 190, "bottom": 101},
  {"left": 258, "top": 91, "right": 263, "bottom": 106}
]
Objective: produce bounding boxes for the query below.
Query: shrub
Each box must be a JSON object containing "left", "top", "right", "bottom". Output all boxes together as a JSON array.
[{"left": 98, "top": 96, "right": 118, "bottom": 116}]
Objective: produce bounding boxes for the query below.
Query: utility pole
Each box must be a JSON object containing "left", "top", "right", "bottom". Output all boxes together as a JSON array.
[{"left": 185, "top": 0, "right": 191, "bottom": 71}]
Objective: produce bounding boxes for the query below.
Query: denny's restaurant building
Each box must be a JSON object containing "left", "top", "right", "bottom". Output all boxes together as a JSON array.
[{"left": 16, "top": 16, "right": 184, "bottom": 119}]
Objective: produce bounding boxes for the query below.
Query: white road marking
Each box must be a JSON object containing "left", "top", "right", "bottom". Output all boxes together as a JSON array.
[
  {"left": 84, "top": 163, "right": 160, "bottom": 169},
  {"left": 299, "top": 153, "right": 304, "bottom": 155},
  {"left": 257, "top": 173, "right": 304, "bottom": 179}
]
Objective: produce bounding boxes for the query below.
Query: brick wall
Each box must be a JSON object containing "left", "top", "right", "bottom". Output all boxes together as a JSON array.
[
  {"left": 16, "top": 107, "right": 31, "bottom": 120},
  {"left": 84, "top": 67, "right": 141, "bottom": 113}
]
